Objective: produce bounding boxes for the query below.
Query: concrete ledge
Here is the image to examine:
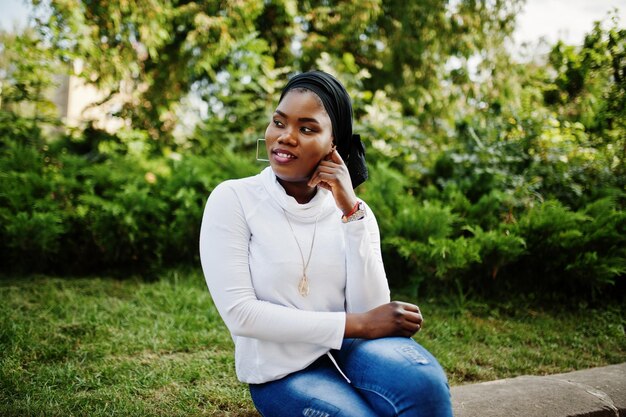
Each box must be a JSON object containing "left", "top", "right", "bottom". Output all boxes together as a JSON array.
[{"left": 451, "top": 363, "right": 625, "bottom": 417}]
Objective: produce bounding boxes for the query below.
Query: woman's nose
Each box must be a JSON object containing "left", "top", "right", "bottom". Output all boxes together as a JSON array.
[{"left": 277, "top": 129, "right": 297, "bottom": 146}]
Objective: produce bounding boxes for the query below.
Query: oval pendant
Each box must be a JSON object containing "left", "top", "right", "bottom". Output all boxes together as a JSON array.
[{"left": 298, "top": 275, "right": 309, "bottom": 297}]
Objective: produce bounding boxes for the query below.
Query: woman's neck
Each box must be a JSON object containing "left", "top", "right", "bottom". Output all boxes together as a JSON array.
[{"left": 278, "top": 179, "right": 317, "bottom": 204}]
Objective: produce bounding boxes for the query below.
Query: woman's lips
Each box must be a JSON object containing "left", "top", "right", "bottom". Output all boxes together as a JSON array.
[{"left": 272, "top": 149, "right": 297, "bottom": 164}]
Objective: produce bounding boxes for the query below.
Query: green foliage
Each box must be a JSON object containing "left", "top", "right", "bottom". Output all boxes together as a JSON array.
[
  {"left": 511, "top": 198, "right": 626, "bottom": 295},
  {"left": 0, "top": 132, "right": 259, "bottom": 273},
  {"left": 465, "top": 225, "right": 526, "bottom": 281},
  {"left": 296, "top": 0, "right": 523, "bottom": 123},
  {"left": 539, "top": 16, "right": 626, "bottom": 191},
  {"left": 30, "top": 0, "right": 525, "bottom": 147},
  {"left": 36, "top": 0, "right": 271, "bottom": 143},
  {"left": 359, "top": 157, "right": 624, "bottom": 298},
  {"left": 1, "top": 3, "right": 624, "bottom": 299},
  {"left": 0, "top": 30, "right": 59, "bottom": 122}
]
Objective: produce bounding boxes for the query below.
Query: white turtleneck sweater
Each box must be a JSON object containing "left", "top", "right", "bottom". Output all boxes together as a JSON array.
[{"left": 199, "top": 167, "right": 390, "bottom": 384}]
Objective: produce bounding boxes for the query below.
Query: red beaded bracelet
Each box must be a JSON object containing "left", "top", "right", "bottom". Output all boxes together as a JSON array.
[
  {"left": 343, "top": 201, "right": 360, "bottom": 218},
  {"left": 342, "top": 201, "right": 366, "bottom": 223}
]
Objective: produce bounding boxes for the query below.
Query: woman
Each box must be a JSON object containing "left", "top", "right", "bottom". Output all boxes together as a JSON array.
[{"left": 199, "top": 70, "right": 452, "bottom": 416}]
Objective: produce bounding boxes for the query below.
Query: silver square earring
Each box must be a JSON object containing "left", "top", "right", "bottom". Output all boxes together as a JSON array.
[{"left": 256, "top": 138, "right": 269, "bottom": 162}]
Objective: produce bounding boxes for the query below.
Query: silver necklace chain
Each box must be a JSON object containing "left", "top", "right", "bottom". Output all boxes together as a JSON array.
[{"left": 282, "top": 208, "right": 322, "bottom": 297}]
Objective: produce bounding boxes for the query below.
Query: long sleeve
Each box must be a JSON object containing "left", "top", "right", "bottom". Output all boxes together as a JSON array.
[
  {"left": 199, "top": 182, "right": 345, "bottom": 349},
  {"left": 343, "top": 202, "right": 391, "bottom": 313}
]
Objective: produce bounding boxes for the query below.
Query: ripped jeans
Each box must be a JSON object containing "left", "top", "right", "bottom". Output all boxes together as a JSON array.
[{"left": 249, "top": 337, "right": 452, "bottom": 417}]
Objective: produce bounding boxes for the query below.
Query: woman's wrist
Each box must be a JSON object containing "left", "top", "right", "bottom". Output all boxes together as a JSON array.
[
  {"left": 345, "top": 313, "right": 367, "bottom": 338},
  {"left": 341, "top": 201, "right": 366, "bottom": 223},
  {"left": 342, "top": 200, "right": 360, "bottom": 217}
]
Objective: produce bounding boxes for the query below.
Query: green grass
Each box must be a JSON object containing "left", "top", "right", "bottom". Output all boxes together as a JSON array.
[{"left": 1, "top": 269, "right": 624, "bottom": 416}]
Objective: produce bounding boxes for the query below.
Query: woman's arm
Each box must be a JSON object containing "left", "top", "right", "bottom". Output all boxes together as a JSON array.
[
  {"left": 342, "top": 205, "right": 391, "bottom": 312},
  {"left": 199, "top": 182, "right": 345, "bottom": 349},
  {"left": 308, "top": 150, "right": 422, "bottom": 337},
  {"left": 308, "top": 150, "right": 390, "bottom": 312}
]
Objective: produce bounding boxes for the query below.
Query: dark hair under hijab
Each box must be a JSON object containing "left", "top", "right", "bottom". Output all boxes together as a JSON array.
[{"left": 279, "top": 70, "right": 368, "bottom": 188}]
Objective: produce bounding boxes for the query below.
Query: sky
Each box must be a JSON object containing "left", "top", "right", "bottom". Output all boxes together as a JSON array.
[
  {"left": 0, "top": 0, "right": 30, "bottom": 32},
  {"left": 514, "top": 0, "right": 625, "bottom": 46},
  {"left": 0, "top": 0, "right": 625, "bottom": 48}
]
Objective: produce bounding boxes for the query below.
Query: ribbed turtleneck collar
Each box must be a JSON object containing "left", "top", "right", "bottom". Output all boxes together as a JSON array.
[{"left": 260, "top": 166, "right": 334, "bottom": 220}]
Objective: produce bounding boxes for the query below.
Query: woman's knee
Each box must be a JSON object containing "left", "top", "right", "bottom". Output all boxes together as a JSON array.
[
  {"left": 383, "top": 341, "right": 449, "bottom": 396},
  {"left": 339, "top": 338, "right": 452, "bottom": 416},
  {"left": 382, "top": 339, "right": 449, "bottom": 395}
]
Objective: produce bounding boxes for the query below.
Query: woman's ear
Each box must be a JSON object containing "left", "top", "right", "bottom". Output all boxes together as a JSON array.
[{"left": 323, "top": 143, "right": 337, "bottom": 161}]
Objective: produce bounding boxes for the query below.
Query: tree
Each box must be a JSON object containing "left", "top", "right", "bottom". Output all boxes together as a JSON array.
[
  {"left": 0, "top": 28, "right": 59, "bottom": 133},
  {"left": 35, "top": 0, "right": 272, "bottom": 147},
  {"left": 35, "top": 0, "right": 524, "bottom": 151}
]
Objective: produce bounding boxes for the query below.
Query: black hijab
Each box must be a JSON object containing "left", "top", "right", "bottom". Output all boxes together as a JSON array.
[{"left": 279, "top": 70, "right": 368, "bottom": 188}]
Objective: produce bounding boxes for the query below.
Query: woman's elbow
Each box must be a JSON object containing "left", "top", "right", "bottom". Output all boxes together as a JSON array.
[{"left": 219, "top": 302, "right": 261, "bottom": 338}]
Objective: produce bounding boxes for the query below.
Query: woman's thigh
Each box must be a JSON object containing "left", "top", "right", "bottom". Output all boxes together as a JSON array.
[
  {"left": 249, "top": 356, "right": 377, "bottom": 417},
  {"left": 335, "top": 337, "right": 452, "bottom": 417}
]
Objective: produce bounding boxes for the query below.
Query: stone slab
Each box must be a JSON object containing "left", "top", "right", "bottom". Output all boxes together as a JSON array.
[
  {"left": 551, "top": 363, "right": 626, "bottom": 416},
  {"left": 451, "top": 363, "right": 626, "bottom": 417}
]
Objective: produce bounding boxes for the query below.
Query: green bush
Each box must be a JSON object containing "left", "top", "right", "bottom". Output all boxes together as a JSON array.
[
  {"left": 1, "top": 15, "right": 624, "bottom": 302},
  {"left": 0, "top": 125, "right": 66, "bottom": 270},
  {"left": 0, "top": 131, "right": 260, "bottom": 273},
  {"left": 510, "top": 197, "right": 626, "bottom": 295},
  {"left": 358, "top": 161, "right": 623, "bottom": 298}
]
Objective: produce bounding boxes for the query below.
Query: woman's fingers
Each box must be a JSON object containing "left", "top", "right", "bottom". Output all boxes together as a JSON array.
[
  {"left": 394, "top": 301, "right": 423, "bottom": 333},
  {"left": 399, "top": 312, "right": 422, "bottom": 328},
  {"left": 405, "top": 311, "right": 423, "bottom": 325},
  {"left": 404, "top": 307, "right": 423, "bottom": 322},
  {"left": 308, "top": 160, "right": 344, "bottom": 186},
  {"left": 361, "top": 301, "right": 425, "bottom": 339},
  {"left": 396, "top": 301, "right": 420, "bottom": 312},
  {"left": 308, "top": 150, "right": 358, "bottom": 214},
  {"left": 330, "top": 148, "right": 345, "bottom": 164}
]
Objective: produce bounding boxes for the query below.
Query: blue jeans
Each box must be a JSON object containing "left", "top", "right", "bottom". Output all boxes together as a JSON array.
[{"left": 249, "top": 337, "right": 452, "bottom": 417}]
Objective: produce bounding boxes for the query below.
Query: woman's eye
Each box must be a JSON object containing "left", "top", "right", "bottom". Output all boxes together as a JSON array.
[
  {"left": 273, "top": 119, "right": 284, "bottom": 127},
  {"left": 301, "top": 126, "right": 314, "bottom": 133}
]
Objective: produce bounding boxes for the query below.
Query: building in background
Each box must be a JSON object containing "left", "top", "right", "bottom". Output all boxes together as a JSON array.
[{"left": 50, "top": 59, "right": 127, "bottom": 133}]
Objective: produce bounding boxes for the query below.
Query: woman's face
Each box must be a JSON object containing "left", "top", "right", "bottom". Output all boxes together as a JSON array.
[{"left": 265, "top": 90, "right": 334, "bottom": 184}]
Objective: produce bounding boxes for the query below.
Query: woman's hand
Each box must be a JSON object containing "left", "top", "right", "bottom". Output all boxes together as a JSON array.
[
  {"left": 345, "top": 302, "right": 423, "bottom": 339},
  {"left": 308, "top": 149, "right": 358, "bottom": 215}
]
